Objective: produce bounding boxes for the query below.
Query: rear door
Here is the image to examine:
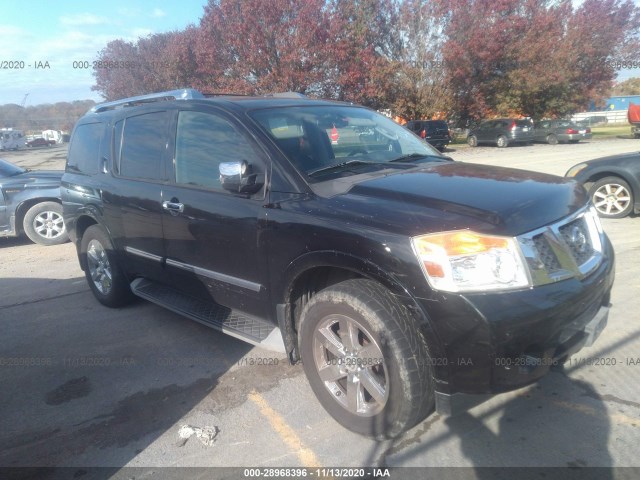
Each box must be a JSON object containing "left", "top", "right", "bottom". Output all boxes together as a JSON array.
[
  {"left": 160, "top": 105, "right": 271, "bottom": 317},
  {"left": 104, "top": 110, "right": 170, "bottom": 282}
]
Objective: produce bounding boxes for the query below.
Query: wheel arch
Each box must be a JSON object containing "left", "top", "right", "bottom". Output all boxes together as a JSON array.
[
  {"left": 15, "top": 197, "right": 61, "bottom": 235},
  {"left": 73, "top": 211, "right": 114, "bottom": 271},
  {"left": 581, "top": 168, "right": 638, "bottom": 197},
  {"left": 276, "top": 251, "right": 448, "bottom": 384}
]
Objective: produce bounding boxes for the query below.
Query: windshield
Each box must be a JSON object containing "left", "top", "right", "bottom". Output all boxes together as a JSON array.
[
  {"left": 249, "top": 105, "right": 442, "bottom": 177},
  {"left": 0, "top": 159, "right": 25, "bottom": 178}
]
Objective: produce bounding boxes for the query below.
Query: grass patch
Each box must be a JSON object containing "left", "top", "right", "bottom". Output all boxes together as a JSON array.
[{"left": 589, "top": 124, "right": 634, "bottom": 138}]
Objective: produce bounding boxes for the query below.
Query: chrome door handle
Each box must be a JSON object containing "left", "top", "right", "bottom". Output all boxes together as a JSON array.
[{"left": 162, "top": 201, "right": 184, "bottom": 213}]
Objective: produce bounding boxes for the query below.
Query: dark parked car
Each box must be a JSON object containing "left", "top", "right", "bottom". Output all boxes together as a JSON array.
[
  {"left": 405, "top": 120, "right": 451, "bottom": 151},
  {"left": 0, "top": 158, "right": 68, "bottom": 245},
  {"left": 63, "top": 89, "right": 614, "bottom": 438},
  {"left": 26, "top": 137, "right": 56, "bottom": 147},
  {"left": 467, "top": 118, "right": 534, "bottom": 148},
  {"left": 534, "top": 119, "right": 592, "bottom": 144},
  {"left": 566, "top": 152, "right": 640, "bottom": 218}
]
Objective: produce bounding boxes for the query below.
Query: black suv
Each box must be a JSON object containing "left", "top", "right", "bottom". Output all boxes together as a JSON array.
[
  {"left": 1, "top": 158, "right": 68, "bottom": 245},
  {"left": 63, "top": 90, "right": 614, "bottom": 439},
  {"left": 405, "top": 120, "right": 451, "bottom": 151}
]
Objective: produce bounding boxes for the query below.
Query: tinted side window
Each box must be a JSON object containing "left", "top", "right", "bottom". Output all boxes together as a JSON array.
[
  {"left": 174, "top": 110, "right": 259, "bottom": 192},
  {"left": 67, "top": 123, "right": 103, "bottom": 174},
  {"left": 120, "top": 112, "right": 167, "bottom": 181}
]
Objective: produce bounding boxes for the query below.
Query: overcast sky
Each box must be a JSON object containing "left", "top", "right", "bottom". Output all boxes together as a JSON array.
[
  {"left": 0, "top": 0, "right": 207, "bottom": 106},
  {"left": 0, "top": 0, "right": 638, "bottom": 107}
]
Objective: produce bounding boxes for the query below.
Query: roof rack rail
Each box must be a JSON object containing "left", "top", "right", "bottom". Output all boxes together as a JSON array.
[
  {"left": 265, "top": 92, "right": 307, "bottom": 99},
  {"left": 89, "top": 88, "right": 205, "bottom": 113},
  {"left": 201, "top": 92, "right": 251, "bottom": 97}
]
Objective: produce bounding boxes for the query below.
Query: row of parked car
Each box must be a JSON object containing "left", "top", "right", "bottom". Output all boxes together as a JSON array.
[{"left": 406, "top": 118, "right": 592, "bottom": 151}]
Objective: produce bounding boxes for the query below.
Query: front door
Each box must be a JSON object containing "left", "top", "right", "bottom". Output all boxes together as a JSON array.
[
  {"left": 476, "top": 121, "right": 494, "bottom": 143},
  {"left": 161, "top": 107, "right": 271, "bottom": 318}
]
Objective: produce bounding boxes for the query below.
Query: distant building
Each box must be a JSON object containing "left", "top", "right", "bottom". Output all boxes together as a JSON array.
[{"left": 603, "top": 95, "right": 640, "bottom": 111}]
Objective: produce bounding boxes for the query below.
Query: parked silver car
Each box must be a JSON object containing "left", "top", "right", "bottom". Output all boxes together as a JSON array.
[{"left": 534, "top": 120, "right": 592, "bottom": 144}]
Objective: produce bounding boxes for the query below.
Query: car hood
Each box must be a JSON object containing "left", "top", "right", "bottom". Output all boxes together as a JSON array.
[
  {"left": 312, "top": 162, "right": 587, "bottom": 237},
  {"left": 2, "top": 170, "right": 63, "bottom": 187},
  {"left": 580, "top": 151, "right": 640, "bottom": 167},
  {"left": 19, "top": 170, "right": 64, "bottom": 180}
]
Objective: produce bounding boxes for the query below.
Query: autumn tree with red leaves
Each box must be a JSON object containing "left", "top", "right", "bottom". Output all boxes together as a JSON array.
[
  {"left": 440, "top": 0, "right": 640, "bottom": 121},
  {"left": 196, "top": 0, "right": 330, "bottom": 95},
  {"left": 91, "top": 0, "right": 640, "bottom": 121}
]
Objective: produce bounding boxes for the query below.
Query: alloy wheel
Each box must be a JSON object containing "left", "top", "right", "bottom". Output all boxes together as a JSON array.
[{"left": 312, "top": 314, "right": 388, "bottom": 417}]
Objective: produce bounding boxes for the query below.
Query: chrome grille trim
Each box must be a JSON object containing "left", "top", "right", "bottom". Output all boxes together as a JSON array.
[{"left": 517, "top": 206, "right": 604, "bottom": 286}]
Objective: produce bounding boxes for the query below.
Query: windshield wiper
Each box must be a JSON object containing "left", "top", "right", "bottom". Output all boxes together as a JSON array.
[
  {"left": 389, "top": 153, "right": 442, "bottom": 163},
  {"left": 308, "top": 160, "right": 381, "bottom": 176}
]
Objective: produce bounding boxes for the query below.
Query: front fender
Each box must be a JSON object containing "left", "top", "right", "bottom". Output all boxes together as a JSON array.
[{"left": 278, "top": 250, "right": 449, "bottom": 386}]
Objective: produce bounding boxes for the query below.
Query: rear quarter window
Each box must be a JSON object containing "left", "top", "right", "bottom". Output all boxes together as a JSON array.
[
  {"left": 119, "top": 111, "right": 168, "bottom": 181},
  {"left": 67, "top": 122, "right": 104, "bottom": 175}
]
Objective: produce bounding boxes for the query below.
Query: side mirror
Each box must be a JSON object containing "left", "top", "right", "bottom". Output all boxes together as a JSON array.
[{"left": 219, "top": 161, "right": 264, "bottom": 194}]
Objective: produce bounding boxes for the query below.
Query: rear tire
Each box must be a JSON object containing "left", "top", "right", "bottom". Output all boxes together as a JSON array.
[
  {"left": 23, "top": 201, "right": 68, "bottom": 246},
  {"left": 546, "top": 134, "right": 558, "bottom": 145},
  {"left": 496, "top": 135, "right": 509, "bottom": 148},
  {"left": 467, "top": 135, "right": 478, "bottom": 147},
  {"left": 299, "top": 279, "right": 434, "bottom": 439},
  {"left": 80, "top": 225, "right": 135, "bottom": 307}
]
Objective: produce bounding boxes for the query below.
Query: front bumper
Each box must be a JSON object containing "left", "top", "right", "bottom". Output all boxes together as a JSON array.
[
  {"left": 436, "top": 305, "right": 608, "bottom": 415},
  {"left": 417, "top": 234, "right": 614, "bottom": 411}
]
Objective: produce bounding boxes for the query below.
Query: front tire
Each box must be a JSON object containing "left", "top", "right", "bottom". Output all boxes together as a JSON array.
[
  {"left": 80, "top": 225, "right": 135, "bottom": 307},
  {"left": 590, "top": 177, "right": 634, "bottom": 218},
  {"left": 299, "top": 279, "right": 434, "bottom": 439},
  {"left": 23, "top": 201, "right": 68, "bottom": 246},
  {"left": 467, "top": 135, "right": 478, "bottom": 147}
]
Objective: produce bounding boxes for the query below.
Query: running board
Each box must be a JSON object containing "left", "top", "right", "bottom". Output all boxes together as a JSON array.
[{"left": 130, "top": 278, "right": 285, "bottom": 353}]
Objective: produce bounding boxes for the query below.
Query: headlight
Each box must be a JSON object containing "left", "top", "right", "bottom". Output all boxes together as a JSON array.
[
  {"left": 411, "top": 231, "right": 531, "bottom": 292},
  {"left": 566, "top": 163, "right": 587, "bottom": 177}
]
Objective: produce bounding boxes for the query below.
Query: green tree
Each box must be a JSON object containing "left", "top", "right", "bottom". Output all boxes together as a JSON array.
[{"left": 611, "top": 78, "right": 640, "bottom": 96}]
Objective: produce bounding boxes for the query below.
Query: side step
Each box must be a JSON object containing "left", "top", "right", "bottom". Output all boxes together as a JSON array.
[{"left": 130, "top": 278, "right": 285, "bottom": 353}]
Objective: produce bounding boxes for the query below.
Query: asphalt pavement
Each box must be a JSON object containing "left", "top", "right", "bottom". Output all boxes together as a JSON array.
[{"left": 1, "top": 139, "right": 639, "bottom": 479}]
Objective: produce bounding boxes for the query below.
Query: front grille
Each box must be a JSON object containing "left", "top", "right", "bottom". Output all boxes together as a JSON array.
[
  {"left": 517, "top": 207, "right": 603, "bottom": 286},
  {"left": 532, "top": 234, "right": 561, "bottom": 272},
  {"left": 558, "top": 217, "right": 594, "bottom": 267}
]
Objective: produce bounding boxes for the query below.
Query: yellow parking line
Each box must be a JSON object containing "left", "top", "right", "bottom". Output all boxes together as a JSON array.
[{"left": 249, "top": 391, "right": 322, "bottom": 468}]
